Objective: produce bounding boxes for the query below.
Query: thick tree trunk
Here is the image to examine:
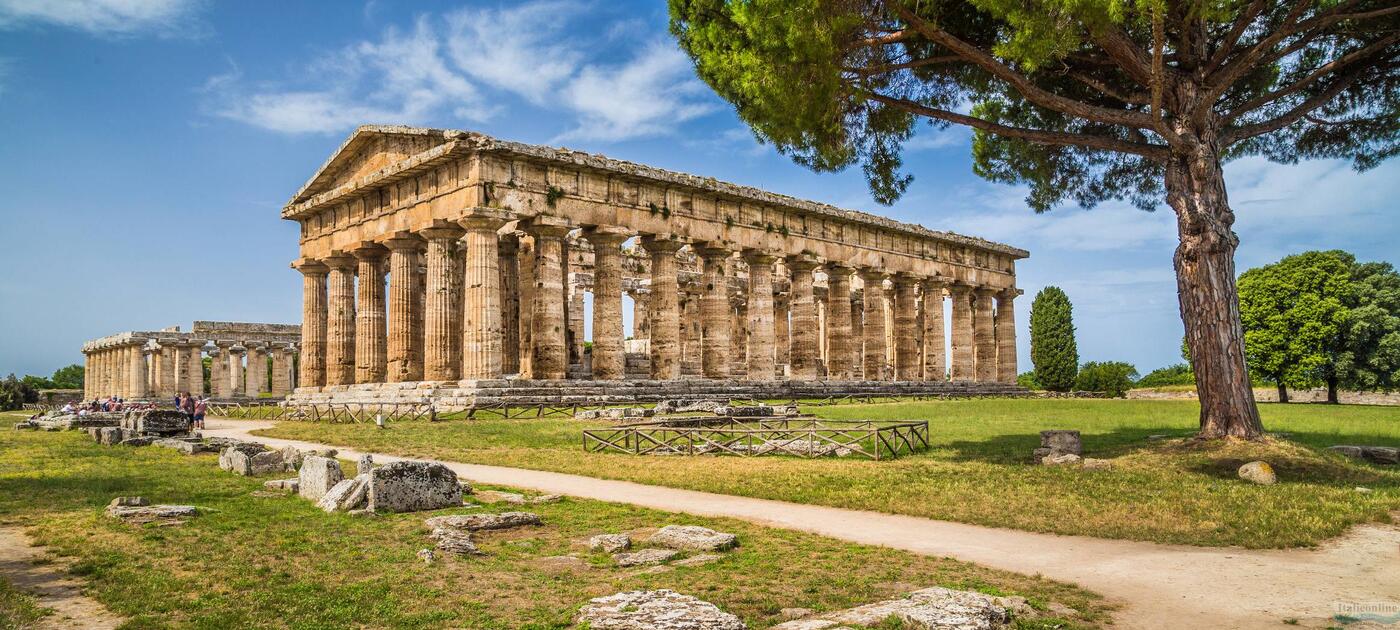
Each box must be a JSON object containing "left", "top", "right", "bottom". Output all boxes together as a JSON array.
[
  {"left": 1326, "top": 376, "right": 1339, "bottom": 404},
  {"left": 1166, "top": 142, "right": 1264, "bottom": 440},
  {"left": 1276, "top": 383, "right": 1289, "bottom": 404}
]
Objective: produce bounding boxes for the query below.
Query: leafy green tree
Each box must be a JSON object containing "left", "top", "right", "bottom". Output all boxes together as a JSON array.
[
  {"left": 21, "top": 375, "right": 54, "bottom": 390},
  {"left": 1016, "top": 371, "right": 1040, "bottom": 389},
  {"left": 0, "top": 374, "right": 38, "bottom": 411},
  {"left": 1136, "top": 363, "right": 1195, "bottom": 388},
  {"left": 50, "top": 364, "right": 84, "bottom": 390},
  {"left": 1237, "top": 251, "right": 1354, "bottom": 403},
  {"left": 1028, "top": 286, "right": 1078, "bottom": 391},
  {"left": 1076, "top": 361, "right": 1140, "bottom": 397},
  {"left": 669, "top": 0, "right": 1400, "bottom": 440},
  {"left": 1335, "top": 261, "right": 1400, "bottom": 397}
]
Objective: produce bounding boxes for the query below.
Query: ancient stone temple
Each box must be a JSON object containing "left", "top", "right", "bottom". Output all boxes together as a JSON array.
[
  {"left": 80, "top": 322, "right": 300, "bottom": 401},
  {"left": 285, "top": 126, "right": 1027, "bottom": 405}
]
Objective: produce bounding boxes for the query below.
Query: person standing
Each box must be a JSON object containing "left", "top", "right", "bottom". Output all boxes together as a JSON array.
[{"left": 192, "top": 398, "right": 207, "bottom": 430}]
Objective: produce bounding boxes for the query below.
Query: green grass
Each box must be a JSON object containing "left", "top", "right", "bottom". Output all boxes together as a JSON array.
[
  {"left": 0, "top": 413, "right": 1105, "bottom": 629},
  {"left": 0, "top": 576, "right": 50, "bottom": 630},
  {"left": 254, "top": 399, "right": 1400, "bottom": 549}
]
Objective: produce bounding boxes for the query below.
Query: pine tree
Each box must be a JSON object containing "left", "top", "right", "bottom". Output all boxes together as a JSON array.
[{"left": 1029, "top": 287, "right": 1078, "bottom": 392}]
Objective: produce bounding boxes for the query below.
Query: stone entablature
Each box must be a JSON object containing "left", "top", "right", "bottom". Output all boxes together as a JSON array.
[
  {"left": 284, "top": 126, "right": 1025, "bottom": 288},
  {"left": 80, "top": 322, "right": 301, "bottom": 401},
  {"left": 284, "top": 125, "right": 1025, "bottom": 394}
]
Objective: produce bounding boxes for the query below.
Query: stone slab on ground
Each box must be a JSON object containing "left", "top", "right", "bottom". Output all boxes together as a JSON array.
[
  {"left": 105, "top": 504, "right": 198, "bottom": 525},
  {"left": 317, "top": 475, "right": 370, "bottom": 512},
  {"left": 589, "top": 533, "right": 631, "bottom": 553},
  {"left": 153, "top": 438, "right": 211, "bottom": 455},
  {"left": 1329, "top": 445, "right": 1399, "bottom": 465},
  {"left": 647, "top": 525, "right": 738, "bottom": 551},
  {"left": 219, "top": 445, "right": 283, "bottom": 476},
  {"left": 121, "top": 410, "right": 190, "bottom": 436},
  {"left": 367, "top": 461, "right": 461, "bottom": 513},
  {"left": 613, "top": 548, "right": 680, "bottom": 567},
  {"left": 298, "top": 456, "right": 344, "bottom": 501},
  {"left": 424, "top": 511, "right": 541, "bottom": 532},
  {"left": 577, "top": 589, "right": 746, "bottom": 629},
  {"left": 774, "top": 586, "right": 1011, "bottom": 630},
  {"left": 430, "top": 527, "right": 481, "bottom": 555}
]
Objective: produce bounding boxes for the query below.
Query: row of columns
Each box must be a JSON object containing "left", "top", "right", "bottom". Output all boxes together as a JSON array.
[
  {"left": 83, "top": 340, "right": 297, "bottom": 400},
  {"left": 295, "top": 208, "right": 1018, "bottom": 387}
]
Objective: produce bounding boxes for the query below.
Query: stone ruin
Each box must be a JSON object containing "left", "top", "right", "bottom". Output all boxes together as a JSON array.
[{"left": 80, "top": 321, "right": 301, "bottom": 402}]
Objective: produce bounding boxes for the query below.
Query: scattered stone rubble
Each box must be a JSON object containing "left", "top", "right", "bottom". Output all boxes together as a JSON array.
[
  {"left": 654, "top": 399, "right": 723, "bottom": 414},
  {"left": 16, "top": 411, "right": 122, "bottom": 432},
  {"left": 298, "top": 456, "right": 345, "bottom": 501},
  {"left": 1329, "top": 445, "right": 1399, "bottom": 465},
  {"left": 104, "top": 496, "right": 198, "bottom": 526},
  {"left": 368, "top": 461, "right": 462, "bottom": 513},
  {"left": 647, "top": 525, "right": 738, "bottom": 552},
  {"left": 423, "top": 511, "right": 543, "bottom": 556},
  {"left": 589, "top": 533, "right": 631, "bottom": 553},
  {"left": 576, "top": 590, "right": 746, "bottom": 630},
  {"left": 613, "top": 548, "right": 680, "bottom": 567},
  {"left": 772, "top": 586, "right": 1016, "bottom": 630},
  {"left": 1033, "top": 430, "right": 1082, "bottom": 464},
  {"left": 576, "top": 407, "right": 655, "bottom": 421},
  {"left": 218, "top": 443, "right": 285, "bottom": 476}
]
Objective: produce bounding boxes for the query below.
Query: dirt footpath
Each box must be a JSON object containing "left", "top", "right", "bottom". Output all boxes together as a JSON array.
[{"left": 0, "top": 526, "right": 123, "bottom": 629}]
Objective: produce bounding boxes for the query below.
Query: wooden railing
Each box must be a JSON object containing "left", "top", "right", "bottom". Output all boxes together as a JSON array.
[{"left": 583, "top": 418, "right": 929, "bottom": 460}]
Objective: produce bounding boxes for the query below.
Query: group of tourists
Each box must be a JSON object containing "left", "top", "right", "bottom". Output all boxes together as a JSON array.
[
  {"left": 63, "top": 397, "right": 158, "bottom": 414},
  {"left": 174, "top": 392, "right": 207, "bottom": 429}
]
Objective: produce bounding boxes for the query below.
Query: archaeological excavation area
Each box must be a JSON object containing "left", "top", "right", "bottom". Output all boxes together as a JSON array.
[
  {"left": 81, "top": 321, "right": 300, "bottom": 400},
  {"left": 283, "top": 126, "right": 1029, "bottom": 407}
]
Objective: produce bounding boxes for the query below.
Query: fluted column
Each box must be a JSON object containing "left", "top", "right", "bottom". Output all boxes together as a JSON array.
[
  {"left": 244, "top": 343, "right": 266, "bottom": 396},
  {"left": 420, "top": 227, "right": 464, "bottom": 381},
  {"left": 996, "top": 290, "right": 1019, "bottom": 384},
  {"left": 774, "top": 293, "right": 790, "bottom": 369},
  {"left": 460, "top": 208, "right": 512, "bottom": 380},
  {"left": 696, "top": 245, "right": 731, "bottom": 379},
  {"left": 744, "top": 250, "right": 778, "bottom": 380},
  {"left": 825, "top": 264, "right": 854, "bottom": 379},
  {"left": 586, "top": 227, "right": 629, "bottom": 380},
  {"left": 352, "top": 245, "right": 388, "bottom": 384},
  {"left": 292, "top": 259, "right": 328, "bottom": 388},
  {"left": 324, "top": 255, "right": 357, "bottom": 386},
  {"left": 208, "top": 346, "right": 226, "bottom": 398},
  {"left": 228, "top": 345, "right": 246, "bottom": 397},
  {"left": 922, "top": 278, "right": 947, "bottom": 381},
  {"left": 949, "top": 284, "right": 976, "bottom": 380},
  {"left": 499, "top": 235, "right": 520, "bottom": 375},
  {"left": 974, "top": 287, "right": 998, "bottom": 382},
  {"left": 893, "top": 274, "right": 920, "bottom": 381},
  {"left": 142, "top": 349, "right": 155, "bottom": 398},
  {"left": 128, "top": 345, "right": 148, "bottom": 398},
  {"left": 859, "top": 270, "right": 889, "bottom": 380},
  {"left": 788, "top": 256, "right": 821, "bottom": 380},
  {"left": 525, "top": 217, "right": 571, "bottom": 380},
  {"left": 642, "top": 235, "right": 684, "bottom": 380},
  {"left": 187, "top": 343, "right": 204, "bottom": 395},
  {"left": 270, "top": 346, "right": 292, "bottom": 396},
  {"left": 156, "top": 342, "right": 176, "bottom": 398},
  {"left": 384, "top": 236, "right": 423, "bottom": 383}
]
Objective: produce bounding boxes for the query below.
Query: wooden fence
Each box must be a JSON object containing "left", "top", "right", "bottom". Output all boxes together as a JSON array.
[{"left": 582, "top": 418, "right": 929, "bottom": 460}]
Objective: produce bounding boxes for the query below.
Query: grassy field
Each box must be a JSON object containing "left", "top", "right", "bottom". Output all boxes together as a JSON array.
[
  {"left": 0, "top": 412, "right": 1105, "bottom": 629},
  {"left": 255, "top": 398, "right": 1400, "bottom": 549}
]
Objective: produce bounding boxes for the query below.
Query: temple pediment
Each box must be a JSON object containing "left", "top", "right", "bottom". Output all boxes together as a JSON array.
[{"left": 290, "top": 125, "right": 454, "bottom": 204}]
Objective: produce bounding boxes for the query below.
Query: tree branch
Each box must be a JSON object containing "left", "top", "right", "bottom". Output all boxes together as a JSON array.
[
  {"left": 1224, "top": 33, "right": 1400, "bottom": 121},
  {"left": 1222, "top": 63, "right": 1377, "bottom": 145},
  {"left": 844, "top": 55, "right": 963, "bottom": 76},
  {"left": 867, "top": 92, "right": 1169, "bottom": 160},
  {"left": 1066, "top": 70, "right": 1150, "bottom": 104},
  {"left": 890, "top": 4, "right": 1160, "bottom": 131}
]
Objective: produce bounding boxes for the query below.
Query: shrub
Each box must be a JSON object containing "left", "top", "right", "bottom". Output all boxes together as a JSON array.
[
  {"left": 1075, "top": 362, "right": 1139, "bottom": 398},
  {"left": 1015, "top": 371, "right": 1039, "bottom": 389},
  {"left": 1135, "top": 363, "right": 1195, "bottom": 388},
  {"left": 0, "top": 374, "right": 38, "bottom": 411}
]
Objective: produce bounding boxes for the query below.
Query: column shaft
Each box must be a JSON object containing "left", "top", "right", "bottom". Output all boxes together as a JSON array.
[
  {"left": 861, "top": 272, "right": 888, "bottom": 380},
  {"left": 893, "top": 275, "right": 920, "bottom": 380},
  {"left": 922, "top": 280, "right": 947, "bottom": 381},
  {"left": 697, "top": 247, "right": 731, "bottom": 379},
  {"left": 996, "top": 291, "right": 1019, "bottom": 384},
  {"left": 744, "top": 252, "right": 777, "bottom": 380},
  {"left": 325, "top": 257, "right": 357, "bottom": 386},
  {"left": 974, "top": 288, "right": 998, "bottom": 382},
  {"left": 295, "top": 261, "right": 328, "bottom": 388},
  {"left": 825, "top": 266, "right": 853, "bottom": 379},
  {"left": 949, "top": 285, "right": 976, "bottom": 380},
  {"left": 209, "top": 348, "right": 227, "bottom": 398},
  {"left": 186, "top": 344, "right": 203, "bottom": 395},
  {"left": 643, "top": 236, "right": 684, "bottom": 380},
  {"left": 421, "top": 229, "right": 464, "bottom": 381},
  {"left": 788, "top": 259, "right": 820, "bottom": 380},
  {"left": 527, "top": 222, "right": 570, "bottom": 379},
  {"left": 354, "top": 246, "right": 388, "bottom": 384},
  {"left": 499, "top": 236, "right": 521, "bottom": 374},
  {"left": 460, "top": 210, "right": 510, "bottom": 380},
  {"left": 228, "top": 348, "right": 246, "bottom": 397},
  {"left": 129, "top": 346, "right": 148, "bottom": 398},
  {"left": 385, "top": 240, "right": 422, "bottom": 382},
  {"left": 587, "top": 229, "right": 628, "bottom": 380}
]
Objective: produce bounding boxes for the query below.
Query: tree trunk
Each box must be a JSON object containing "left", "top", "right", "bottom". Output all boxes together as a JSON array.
[
  {"left": 1276, "top": 382, "right": 1288, "bottom": 404},
  {"left": 1326, "top": 376, "right": 1339, "bottom": 404},
  {"left": 1166, "top": 141, "right": 1264, "bottom": 440}
]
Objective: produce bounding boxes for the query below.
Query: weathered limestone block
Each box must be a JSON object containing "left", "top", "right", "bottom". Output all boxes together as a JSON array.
[
  {"left": 280, "top": 445, "right": 305, "bottom": 471},
  {"left": 264, "top": 478, "right": 300, "bottom": 492},
  {"left": 318, "top": 474, "right": 370, "bottom": 512},
  {"left": 367, "top": 461, "right": 462, "bottom": 513},
  {"left": 298, "top": 455, "right": 345, "bottom": 501},
  {"left": 430, "top": 527, "right": 481, "bottom": 555},
  {"left": 1032, "top": 430, "right": 1082, "bottom": 459},
  {"left": 424, "top": 511, "right": 541, "bottom": 532},
  {"left": 647, "top": 525, "right": 738, "bottom": 552},
  {"left": 1329, "top": 445, "right": 1399, "bottom": 465},
  {"left": 98, "top": 426, "right": 126, "bottom": 445},
  {"left": 613, "top": 548, "right": 680, "bottom": 567},
  {"left": 121, "top": 409, "right": 190, "bottom": 436},
  {"left": 774, "top": 586, "right": 1011, "bottom": 630},
  {"left": 219, "top": 444, "right": 283, "bottom": 476},
  {"left": 655, "top": 399, "right": 722, "bottom": 414},
  {"left": 106, "top": 503, "right": 198, "bottom": 525},
  {"left": 576, "top": 590, "right": 746, "bottom": 629},
  {"left": 589, "top": 533, "right": 632, "bottom": 553},
  {"left": 154, "top": 438, "right": 210, "bottom": 455},
  {"left": 119, "top": 436, "right": 156, "bottom": 447},
  {"left": 714, "top": 406, "right": 774, "bottom": 417},
  {"left": 357, "top": 454, "right": 374, "bottom": 476}
]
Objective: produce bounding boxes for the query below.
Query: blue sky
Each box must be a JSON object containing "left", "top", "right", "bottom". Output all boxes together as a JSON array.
[{"left": 1, "top": 0, "right": 1397, "bottom": 380}]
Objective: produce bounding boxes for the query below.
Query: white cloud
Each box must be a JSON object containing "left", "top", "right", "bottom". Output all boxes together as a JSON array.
[
  {"left": 555, "top": 40, "right": 718, "bottom": 142},
  {"left": 0, "top": 0, "right": 199, "bottom": 36},
  {"left": 207, "top": 17, "right": 490, "bottom": 135},
  {"left": 936, "top": 184, "right": 1176, "bottom": 253},
  {"left": 444, "top": 1, "right": 582, "bottom": 105},
  {"left": 903, "top": 127, "right": 968, "bottom": 151}
]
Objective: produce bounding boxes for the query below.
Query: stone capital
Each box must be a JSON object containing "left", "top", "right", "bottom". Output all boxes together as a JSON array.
[
  {"left": 291, "top": 258, "right": 329, "bottom": 275},
  {"left": 742, "top": 248, "right": 778, "bottom": 266},
  {"left": 785, "top": 253, "right": 822, "bottom": 272},
  {"left": 419, "top": 226, "right": 465, "bottom": 241},
  {"left": 380, "top": 231, "right": 423, "bottom": 252},
  {"left": 459, "top": 206, "right": 514, "bottom": 231},
  {"left": 824, "top": 261, "right": 855, "bottom": 275},
  {"left": 974, "top": 285, "right": 999, "bottom": 297},
  {"left": 583, "top": 225, "right": 632, "bottom": 246},
  {"left": 523, "top": 215, "right": 572, "bottom": 239},
  {"left": 351, "top": 243, "right": 389, "bottom": 261},
  {"left": 639, "top": 234, "right": 686, "bottom": 254},
  {"left": 1000, "top": 287, "right": 1024, "bottom": 299},
  {"left": 322, "top": 253, "right": 357, "bottom": 271},
  {"left": 891, "top": 272, "right": 920, "bottom": 288},
  {"left": 229, "top": 345, "right": 247, "bottom": 355},
  {"left": 857, "top": 266, "right": 888, "bottom": 282}
]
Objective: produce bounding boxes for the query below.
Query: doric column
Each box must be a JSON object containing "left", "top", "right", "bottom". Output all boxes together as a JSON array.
[
  {"left": 731, "top": 299, "right": 747, "bottom": 375},
  {"left": 825, "top": 264, "right": 854, "bottom": 379},
  {"left": 996, "top": 290, "right": 1019, "bottom": 384},
  {"left": 186, "top": 343, "right": 204, "bottom": 395},
  {"left": 228, "top": 345, "right": 246, "bottom": 397},
  {"left": 517, "top": 235, "right": 537, "bottom": 375},
  {"left": 922, "top": 278, "right": 947, "bottom": 381},
  {"left": 974, "top": 286, "right": 998, "bottom": 382},
  {"left": 384, "top": 235, "right": 423, "bottom": 383},
  {"left": 744, "top": 250, "right": 778, "bottom": 380},
  {"left": 859, "top": 270, "right": 889, "bottom": 380},
  {"left": 525, "top": 217, "right": 571, "bottom": 380},
  {"left": 352, "top": 245, "right": 389, "bottom": 384},
  {"left": 949, "top": 284, "right": 976, "bottom": 380},
  {"left": 499, "top": 235, "right": 521, "bottom": 375},
  {"left": 292, "top": 259, "right": 328, "bottom": 388},
  {"left": 788, "top": 255, "right": 821, "bottom": 380},
  {"left": 324, "top": 254, "right": 357, "bottom": 386},
  {"left": 774, "top": 293, "right": 790, "bottom": 369},
  {"left": 208, "top": 345, "right": 226, "bottom": 398},
  {"left": 142, "top": 348, "right": 155, "bottom": 398},
  {"left": 245, "top": 343, "right": 268, "bottom": 396},
  {"left": 157, "top": 341, "right": 177, "bottom": 398},
  {"left": 642, "top": 235, "right": 685, "bottom": 380},
  {"left": 128, "top": 344, "right": 148, "bottom": 398},
  {"left": 893, "top": 274, "right": 920, "bottom": 381},
  {"left": 585, "top": 227, "right": 629, "bottom": 380},
  {"left": 420, "top": 227, "right": 464, "bottom": 381},
  {"left": 696, "top": 244, "right": 732, "bottom": 379},
  {"left": 270, "top": 345, "right": 293, "bottom": 396},
  {"left": 172, "top": 343, "right": 191, "bottom": 395},
  {"left": 459, "top": 208, "right": 512, "bottom": 380}
]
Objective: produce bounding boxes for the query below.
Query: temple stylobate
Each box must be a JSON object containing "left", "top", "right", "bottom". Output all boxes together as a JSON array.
[{"left": 284, "top": 126, "right": 1028, "bottom": 405}]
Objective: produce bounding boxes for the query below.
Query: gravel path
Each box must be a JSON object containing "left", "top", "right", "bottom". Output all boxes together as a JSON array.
[{"left": 209, "top": 417, "right": 1400, "bottom": 629}]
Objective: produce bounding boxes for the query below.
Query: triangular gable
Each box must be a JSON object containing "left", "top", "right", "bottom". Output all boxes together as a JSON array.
[{"left": 289, "top": 125, "right": 454, "bottom": 205}]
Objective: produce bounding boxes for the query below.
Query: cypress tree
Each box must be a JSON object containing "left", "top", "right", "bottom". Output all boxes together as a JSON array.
[{"left": 1030, "top": 287, "right": 1078, "bottom": 392}]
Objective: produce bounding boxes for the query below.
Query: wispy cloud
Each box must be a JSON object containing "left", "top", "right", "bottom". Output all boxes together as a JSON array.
[
  {"left": 204, "top": 1, "right": 719, "bottom": 141},
  {"left": 0, "top": 0, "right": 201, "bottom": 36}
]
